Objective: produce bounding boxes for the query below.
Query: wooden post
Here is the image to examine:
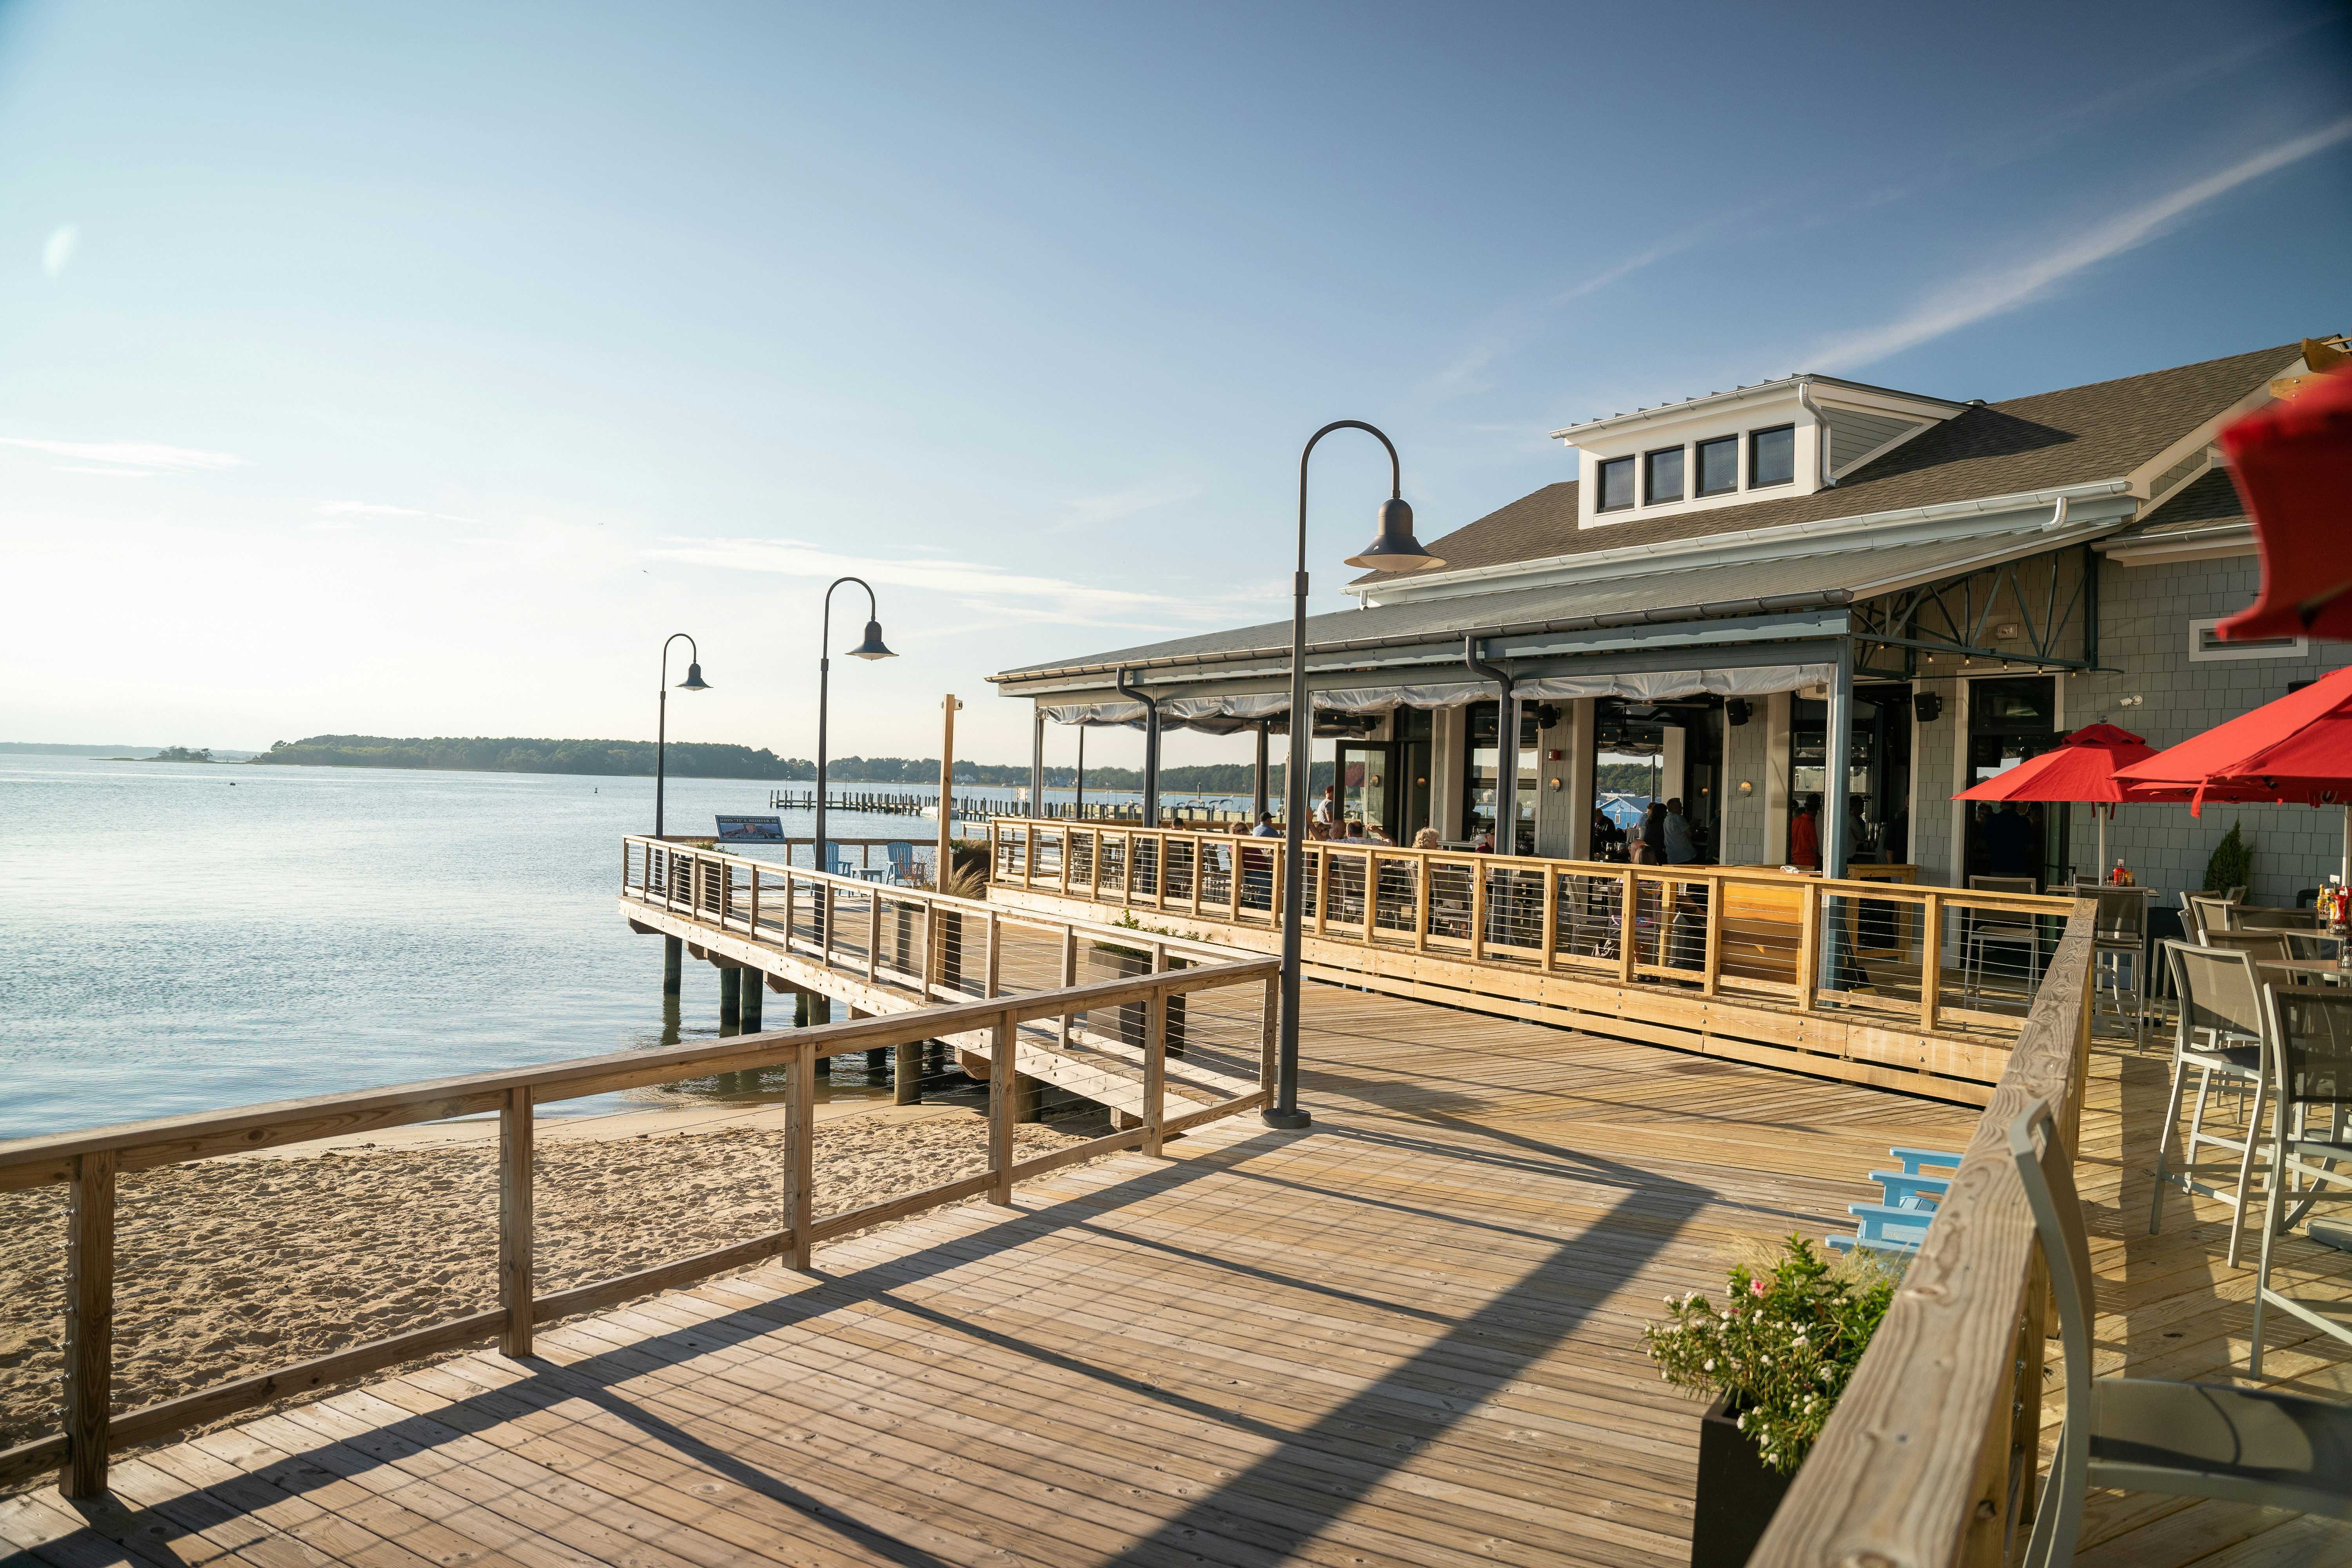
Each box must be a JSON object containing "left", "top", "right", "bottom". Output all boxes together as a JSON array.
[
  {"left": 1795, "top": 880, "right": 1821, "bottom": 1013},
  {"left": 1090, "top": 828, "right": 1104, "bottom": 902},
  {"left": 719, "top": 966, "right": 741, "bottom": 1026},
  {"left": 937, "top": 695, "right": 961, "bottom": 889},
  {"left": 1313, "top": 846, "right": 1329, "bottom": 936},
  {"left": 1143, "top": 986, "right": 1167, "bottom": 1158},
  {"left": 1539, "top": 866, "right": 1559, "bottom": 972},
  {"left": 61, "top": 1147, "right": 115, "bottom": 1497},
  {"left": 1471, "top": 860, "right": 1488, "bottom": 963},
  {"left": 1701, "top": 873, "right": 1724, "bottom": 998},
  {"left": 866, "top": 892, "right": 881, "bottom": 983},
  {"left": 1617, "top": 870, "right": 1637, "bottom": 984},
  {"left": 1920, "top": 891, "right": 1943, "bottom": 1033},
  {"left": 662, "top": 935, "right": 682, "bottom": 995},
  {"left": 1414, "top": 849, "right": 1431, "bottom": 953},
  {"left": 1058, "top": 926, "right": 1078, "bottom": 1052},
  {"left": 740, "top": 970, "right": 763, "bottom": 1030},
  {"left": 985, "top": 910, "right": 1002, "bottom": 998},
  {"left": 989, "top": 1009, "right": 1016, "bottom": 1206},
  {"left": 822, "top": 884, "right": 837, "bottom": 968},
  {"left": 499, "top": 1087, "right": 534, "bottom": 1358},
  {"left": 785, "top": 1041, "right": 815, "bottom": 1269},
  {"left": 748, "top": 871, "right": 760, "bottom": 938},
  {"left": 894, "top": 1039, "right": 923, "bottom": 1104}
]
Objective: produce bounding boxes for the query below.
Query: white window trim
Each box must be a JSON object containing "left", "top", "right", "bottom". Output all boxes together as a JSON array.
[{"left": 2187, "top": 617, "right": 2307, "bottom": 662}]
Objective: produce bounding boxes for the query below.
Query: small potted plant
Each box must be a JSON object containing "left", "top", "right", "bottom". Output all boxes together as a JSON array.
[{"left": 1642, "top": 1235, "right": 1898, "bottom": 1568}]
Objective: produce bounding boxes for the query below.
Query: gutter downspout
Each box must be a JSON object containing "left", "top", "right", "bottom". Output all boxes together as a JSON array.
[
  {"left": 1463, "top": 634, "right": 1518, "bottom": 853},
  {"left": 1796, "top": 376, "right": 1838, "bottom": 489},
  {"left": 1114, "top": 667, "right": 1161, "bottom": 827}
]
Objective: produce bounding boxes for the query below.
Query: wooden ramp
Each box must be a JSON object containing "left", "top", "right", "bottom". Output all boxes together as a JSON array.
[{"left": 4, "top": 989, "right": 2345, "bottom": 1568}]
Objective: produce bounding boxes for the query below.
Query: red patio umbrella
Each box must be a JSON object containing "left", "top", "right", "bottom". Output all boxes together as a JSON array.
[
  {"left": 2115, "top": 662, "right": 2352, "bottom": 882},
  {"left": 2216, "top": 353, "right": 2352, "bottom": 644},
  {"left": 1953, "top": 722, "right": 2157, "bottom": 879}
]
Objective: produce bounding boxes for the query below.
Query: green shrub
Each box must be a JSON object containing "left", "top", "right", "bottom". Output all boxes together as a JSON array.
[
  {"left": 1641, "top": 1234, "right": 1898, "bottom": 1474},
  {"left": 2203, "top": 821, "right": 2252, "bottom": 894}
]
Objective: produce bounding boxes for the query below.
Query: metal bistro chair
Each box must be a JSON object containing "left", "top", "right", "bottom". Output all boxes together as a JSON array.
[
  {"left": 2150, "top": 941, "right": 2274, "bottom": 1267},
  {"left": 2251, "top": 984, "right": 2352, "bottom": 1377},
  {"left": 2199, "top": 927, "right": 2295, "bottom": 965},
  {"left": 2009, "top": 1097, "right": 2352, "bottom": 1568},
  {"left": 1962, "top": 875, "right": 2042, "bottom": 1004},
  {"left": 2073, "top": 883, "right": 2152, "bottom": 1046}
]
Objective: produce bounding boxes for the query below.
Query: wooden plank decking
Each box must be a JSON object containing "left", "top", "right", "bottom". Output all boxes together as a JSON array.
[{"left": 5, "top": 987, "right": 2347, "bottom": 1568}]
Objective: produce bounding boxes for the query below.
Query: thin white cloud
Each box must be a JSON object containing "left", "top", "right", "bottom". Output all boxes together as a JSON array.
[
  {"left": 1810, "top": 118, "right": 2352, "bottom": 371},
  {"left": 51, "top": 465, "right": 154, "bottom": 477},
  {"left": 42, "top": 224, "right": 78, "bottom": 279},
  {"left": 1054, "top": 480, "right": 1200, "bottom": 531},
  {"left": 0, "top": 436, "right": 249, "bottom": 473},
  {"left": 306, "top": 520, "right": 363, "bottom": 532},
  {"left": 646, "top": 535, "right": 1258, "bottom": 630},
  {"left": 315, "top": 499, "right": 482, "bottom": 524}
]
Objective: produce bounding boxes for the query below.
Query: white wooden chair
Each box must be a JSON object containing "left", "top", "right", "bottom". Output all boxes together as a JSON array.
[{"left": 2009, "top": 1098, "right": 2352, "bottom": 1568}]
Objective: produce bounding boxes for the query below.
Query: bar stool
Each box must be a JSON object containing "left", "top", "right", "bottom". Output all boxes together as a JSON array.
[{"left": 2149, "top": 941, "right": 2274, "bottom": 1267}]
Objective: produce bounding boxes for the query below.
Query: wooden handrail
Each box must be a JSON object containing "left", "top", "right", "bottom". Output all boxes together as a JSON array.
[
  {"left": 0, "top": 953, "right": 1278, "bottom": 1497},
  {"left": 1751, "top": 898, "right": 2100, "bottom": 1568}
]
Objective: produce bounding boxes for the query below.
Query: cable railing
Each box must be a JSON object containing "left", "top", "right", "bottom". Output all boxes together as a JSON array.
[
  {"left": 0, "top": 949, "right": 1277, "bottom": 1499},
  {"left": 1753, "top": 898, "right": 2100, "bottom": 1566},
  {"left": 989, "top": 818, "right": 2083, "bottom": 1099}
]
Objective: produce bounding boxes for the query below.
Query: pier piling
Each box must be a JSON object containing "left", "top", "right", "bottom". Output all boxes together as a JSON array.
[
  {"left": 662, "top": 935, "right": 682, "bottom": 995},
  {"left": 719, "top": 967, "right": 741, "bottom": 1027},
  {"left": 739, "top": 972, "right": 763, "bottom": 1031}
]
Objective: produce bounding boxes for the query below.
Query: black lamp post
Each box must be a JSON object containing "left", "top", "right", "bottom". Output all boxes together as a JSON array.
[
  {"left": 813, "top": 578, "right": 895, "bottom": 878},
  {"left": 1266, "top": 421, "right": 1443, "bottom": 1130},
  {"left": 655, "top": 632, "right": 712, "bottom": 838}
]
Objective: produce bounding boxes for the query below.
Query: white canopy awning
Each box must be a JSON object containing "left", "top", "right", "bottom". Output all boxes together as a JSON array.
[{"left": 1038, "top": 660, "right": 1837, "bottom": 729}]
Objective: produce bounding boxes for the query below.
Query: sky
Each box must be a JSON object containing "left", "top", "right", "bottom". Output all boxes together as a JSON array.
[{"left": 2, "top": 0, "right": 2347, "bottom": 772}]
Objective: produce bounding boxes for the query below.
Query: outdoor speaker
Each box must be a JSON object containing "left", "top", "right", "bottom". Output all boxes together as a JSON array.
[
  {"left": 1534, "top": 703, "right": 1561, "bottom": 729},
  {"left": 1914, "top": 692, "right": 1944, "bottom": 723},
  {"left": 1726, "top": 699, "right": 1752, "bottom": 726}
]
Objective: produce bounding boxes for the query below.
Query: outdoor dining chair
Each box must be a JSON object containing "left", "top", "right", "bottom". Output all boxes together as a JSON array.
[
  {"left": 2150, "top": 940, "right": 2274, "bottom": 1267},
  {"left": 2250, "top": 984, "right": 2352, "bottom": 1378},
  {"left": 1962, "top": 875, "right": 2042, "bottom": 1003},
  {"left": 2199, "top": 928, "right": 2296, "bottom": 965},
  {"left": 2071, "top": 882, "right": 2151, "bottom": 1045},
  {"left": 2009, "top": 1097, "right": 2352, "bottom": 1568}
]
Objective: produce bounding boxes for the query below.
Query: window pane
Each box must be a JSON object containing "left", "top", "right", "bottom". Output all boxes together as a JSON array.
[
  {"left": 1697, "top": 436, "right": 1738, "bottom": 495},
  {"left": 1644, "top": 447, "right": 1684, "bottom": 504},
  {"left": 1598, "top": 456, "right": 1636, "bottom": 511},
  {"left": 1751, "top": 425, "right": 1795, "bottom": 487}
]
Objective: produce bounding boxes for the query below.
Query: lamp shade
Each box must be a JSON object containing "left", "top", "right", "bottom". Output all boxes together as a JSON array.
[
  {"left": 676, "top": 662, "right": 711, "bottom": 691},
  {"left": 848, "top": 620, "right": 896, "bottom": 660},
  {"left": 1344, "top": 497, "right": 1445, "bottom": 572}
]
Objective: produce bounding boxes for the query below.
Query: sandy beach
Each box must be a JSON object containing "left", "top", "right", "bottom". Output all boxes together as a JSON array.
[{"left": 0, "top": 1101, "right": 1107, "bottom": 1474}]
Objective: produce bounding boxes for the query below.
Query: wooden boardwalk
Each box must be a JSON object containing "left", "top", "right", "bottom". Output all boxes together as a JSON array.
[{"left": 4, "top": 987, "right": 2347, "bottom": 1568}]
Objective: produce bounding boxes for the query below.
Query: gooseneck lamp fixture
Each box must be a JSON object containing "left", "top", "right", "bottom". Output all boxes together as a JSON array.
[
  {"left": 1267, "top": 421, "right": 1443, "bottom": 1130},
  {"left": 814, "top": 577, "right": 895, "bottom": 880},
  {"left": 655, "top": 632, "right": 711, "bottom": 840}
]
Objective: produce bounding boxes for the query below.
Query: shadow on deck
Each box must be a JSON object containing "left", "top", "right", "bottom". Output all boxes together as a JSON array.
[{"left": 5, "top": 987, "right": 2345, "bottom": 1568}]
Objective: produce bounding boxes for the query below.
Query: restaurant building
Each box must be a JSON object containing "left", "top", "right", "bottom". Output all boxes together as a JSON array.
[{"left": 989, "top": 341, "right": 2349, "bottom": 905}]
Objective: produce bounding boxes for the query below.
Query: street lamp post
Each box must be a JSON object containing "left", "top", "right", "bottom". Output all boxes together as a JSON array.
[
  {"left": 655, "top": 632, "right": 712, "bottom": 839},
  {"left": 1266, "top": 422, "right": 1444, "bottom": 1130},
  {"left": 813, "top": 577, "right": 896, "bottom": 881}
]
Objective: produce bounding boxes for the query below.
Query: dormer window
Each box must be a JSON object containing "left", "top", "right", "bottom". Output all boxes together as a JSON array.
[
  {"left": 1750, "top": 425, "right": 1795, "bottom": 488},
  {"left": 1696, "top": 435, "right": 1739, "bottom": 497},
  {"left": 1644, "top": 447, "right": 1684, "bottom": 505},
  {"left": 1597, "top": 456, "right": 1637, "bottom": 512}
]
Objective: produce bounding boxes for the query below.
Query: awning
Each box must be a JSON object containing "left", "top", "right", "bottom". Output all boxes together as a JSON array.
[{"left": 1038, "top": 661, "right": 1839, "bottom": 729}]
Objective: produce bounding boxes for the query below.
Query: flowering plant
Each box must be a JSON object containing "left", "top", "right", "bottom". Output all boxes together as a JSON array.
[{"left": 1641, "top": 1234, "right": 1897, "bottom": 1474}]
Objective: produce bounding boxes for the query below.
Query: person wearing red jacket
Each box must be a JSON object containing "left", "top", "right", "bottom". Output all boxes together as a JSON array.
[{"left": 1789, "top": 795, "right": 1820, "bottom": 870}]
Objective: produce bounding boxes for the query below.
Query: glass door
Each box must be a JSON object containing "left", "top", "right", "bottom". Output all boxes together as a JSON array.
[
  {"left": 1337, "top": 742, "right": 1392, "bottom": 840},
  {"left": 1963, "top": 676, "right": 2064, "bottom": 889}
]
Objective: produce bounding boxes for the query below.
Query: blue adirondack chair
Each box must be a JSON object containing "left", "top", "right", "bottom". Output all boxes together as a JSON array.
[
  {"left": 1828, "top": 1146, "right": 1963, "bottom": 1255},
  {"left": 884, "top": 842, "right": 917, "bottom": 884}
]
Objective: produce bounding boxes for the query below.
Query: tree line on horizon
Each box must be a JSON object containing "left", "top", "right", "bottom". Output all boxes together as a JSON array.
[{"left": 249, "top": 734, "right": 1290, "bottom": 792}]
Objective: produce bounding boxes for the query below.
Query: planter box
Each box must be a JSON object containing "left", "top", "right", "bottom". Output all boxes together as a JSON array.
[{"left": 1691, "top": 1392, "right": 1792, "bottom": 1568}]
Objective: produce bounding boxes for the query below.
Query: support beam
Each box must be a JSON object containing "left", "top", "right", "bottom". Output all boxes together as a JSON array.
[
  {"left": 662, "top": 935, "right": 682, "bottom": 996},
  {"left": 739, "top": 972, "right": 763, "bottom": 1031},
  {"left": 718, "top": 966, "right": 741, "bottom": 1026},
  {"left": 895, "top": 1041, "right": 924, "bottom": 1104}
]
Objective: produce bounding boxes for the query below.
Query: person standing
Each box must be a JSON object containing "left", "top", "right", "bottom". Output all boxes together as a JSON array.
[
  {"left": 1313, "top": 784, "right": 1337, "bottom": 827},
  {"left": 1984, "top": 800, "right": 2035, "bottom": 880},
  {"left": 1789, "top": 795, "right": 1820, "bottom": 870},
  {"left": 1663, "top": 797, "right": 1696, "bottom": 865}
]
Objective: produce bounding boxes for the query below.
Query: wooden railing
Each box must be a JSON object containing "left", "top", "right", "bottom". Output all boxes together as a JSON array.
[
  {"left": 1753, "top": 898, "right": 2099, "bottom": 1568},
  {"left": 0, "top": 955, "right": 1277, "bottom": 1499},
  {"left": 986, "top": 818, "right": 2080, "bottom": 1099}
]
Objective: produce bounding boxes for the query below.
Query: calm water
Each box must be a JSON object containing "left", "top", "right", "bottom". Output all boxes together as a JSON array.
[{"left": 0, "top": 755, "right": 971, "bottom": 1140}]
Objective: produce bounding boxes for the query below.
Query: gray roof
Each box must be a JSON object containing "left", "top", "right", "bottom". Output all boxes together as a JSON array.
[
  {"left": 991, "top": 341, "right": 2291, "bottom": 692},
  {"left": 2113, "top": 467, "right": 2249, "bottom": 539},
  {"left": 990, "top": 523, "right": 2094, "bottom": 690},
  {"left": 1350, "top": 342, "right": 2291, "bottom": 585}
]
